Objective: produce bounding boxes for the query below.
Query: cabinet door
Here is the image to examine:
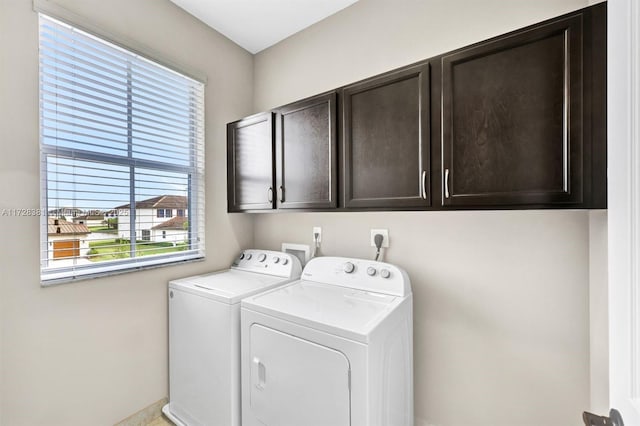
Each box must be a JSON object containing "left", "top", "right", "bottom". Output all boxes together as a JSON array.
[
  {"left": 441, "top": 14, "right": 583, "bottom": 207},
  {"left": 342, "top": 63, "right": 431, "bottom": 209},
  {"left": 227, "top": 112, "right": 275, "bottom": 212},
  {"left": 275, "top": 92, "right": 337, "bottom": 209}
]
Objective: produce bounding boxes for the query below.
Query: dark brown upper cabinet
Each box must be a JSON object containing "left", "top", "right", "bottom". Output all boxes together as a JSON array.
[
  {"left": 275, "top": 92, "right": 338, "bottom": 209},
  {"left": 342, "top": 63, "right": 431, "bottom": 209},
  {"left": 227, "top": 3, "right": 606, "bottom": 213},
  {"left": 440, "top": 4, "right": 606, "bottom": 208},
  {"left": 227, "top": 112, "right": 275, "bottom": 212}
]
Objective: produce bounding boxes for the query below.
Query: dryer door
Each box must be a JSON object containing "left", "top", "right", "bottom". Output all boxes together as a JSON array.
[{"left": 249, "top": 324, "right": 351, "bottom": 426}]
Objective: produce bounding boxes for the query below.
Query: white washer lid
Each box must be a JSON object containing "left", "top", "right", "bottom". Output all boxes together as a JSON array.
[
  {"left": 241, "top": 280, "right": 403, "bottom": 343},
  {"left": 169, "top": 269, "right": 289, "bottom": 304}
]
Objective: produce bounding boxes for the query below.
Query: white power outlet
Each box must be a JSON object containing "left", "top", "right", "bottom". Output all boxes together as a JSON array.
[
  {"left": 370, "top": 229, "right": 389, "bottom": 248},
  {"left": 313, "top": 227, "right": 322, "bottom": 243}
]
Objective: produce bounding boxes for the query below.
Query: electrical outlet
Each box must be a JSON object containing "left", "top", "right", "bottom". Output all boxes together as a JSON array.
[
  {"left": 313, "top": 226, "right": 322, "bottom": 243},
  {"left": 370, "top": 229, "right": 389, "bottom": 248}
]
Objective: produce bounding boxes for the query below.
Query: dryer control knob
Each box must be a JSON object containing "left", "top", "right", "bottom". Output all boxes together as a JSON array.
[
  {"left": 246, "top": 254, "right": 252, "bottom": 260},
  {"left": 367, "top": 267, "right": 377, "bottom": 276},
  {"left": 380, "top": 269, "right": 391, "bottom": 279},
  {"left": 258, "top": 254, "right": 267, "bottom": 262},
  {"left": 239, "top": 253, "right": 245, "bottom": 260},
  {"left": 343, "top": 262, "right": 355, "bottom": 273},
  {"left": 272, "top": 256, "right": 280, "bottom": 263},
  {"left": 281, "top": 258, "right": 289, "bottom": 265}
]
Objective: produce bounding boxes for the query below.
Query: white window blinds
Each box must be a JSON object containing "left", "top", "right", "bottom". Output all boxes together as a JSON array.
[{"left": 39, "top": 14, "right": 205, "bottom": 284}]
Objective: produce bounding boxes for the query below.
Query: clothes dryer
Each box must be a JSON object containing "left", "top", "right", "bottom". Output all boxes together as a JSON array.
[
  {"left": 241, "top": 256, "right": 413, "bottom": 426},
  {"left": 163, "top": 249, "right": 301, "bottom": 426}
]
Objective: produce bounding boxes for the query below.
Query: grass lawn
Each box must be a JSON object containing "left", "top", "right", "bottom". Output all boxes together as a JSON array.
[
  {"left": 88, "top": 226, "right": 118, "bottom": 233},
  {"left": 87, "top": 239, "right": 187, "bottom": 262}
]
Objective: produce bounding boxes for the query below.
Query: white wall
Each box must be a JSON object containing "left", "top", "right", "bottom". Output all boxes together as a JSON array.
[
  {"left": 252, "top": 0, "right": 594, "bottom": 425},
  {"left": 0, "top": 0, "right": 254, "bottom": 424},
  {"left": 589, "top": 211, "right": 609, "bottom": 413},
  {"left": 254, "top": 0, "right": 591, "bottom": 111}
]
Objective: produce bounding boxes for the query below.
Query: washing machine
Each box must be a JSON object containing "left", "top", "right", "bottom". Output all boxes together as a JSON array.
[
  {"left": 241, "top": 256, "right": 413, "bottom": 426},
  {"left": 162, "top": 249, "right": 302, "bottom": 426}
]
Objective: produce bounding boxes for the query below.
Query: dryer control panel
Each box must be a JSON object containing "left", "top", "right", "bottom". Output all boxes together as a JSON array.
[
  {"left": 301, "top": 256, "right": 411, "bottom": 297},
  {"left": 232, "top": 249, "right": 302, "bottom": 278}
]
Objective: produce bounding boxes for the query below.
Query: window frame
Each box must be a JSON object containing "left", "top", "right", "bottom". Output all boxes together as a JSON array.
[{"left": 38, "top": 13, "right": 206, "bottom": 285}]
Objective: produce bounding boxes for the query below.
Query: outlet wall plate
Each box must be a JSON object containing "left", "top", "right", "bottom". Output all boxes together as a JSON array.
[
  {"left": 370, "top": 229, "right": 389, "bottom": 248},
  {"left": 312, "top": 226, "right": 322, "bottom": 243}
]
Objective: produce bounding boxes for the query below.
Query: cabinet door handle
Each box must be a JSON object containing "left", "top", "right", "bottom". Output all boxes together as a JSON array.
[
  {"left": 444, "top": 169, "right": 450, "bottom": 199},
  {"left": 278, "top": 186, "right": 284, "bottom": 203},
  {"left": 267, "top": 187, "right": 273, "bottom": 203},
  {"left": 421, "top": 170, "right": 427, "bottom": 200}
]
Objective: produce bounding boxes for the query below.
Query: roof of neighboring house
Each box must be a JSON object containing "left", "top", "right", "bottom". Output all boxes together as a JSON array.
[
  {"left": 47, "top": 218, "right": 91, "bottom": 235},
  {"left": 114, "top": 195, "right": 187, "bottom": 210},
  {"left": 151, "top": 216, "right": 188, "bottom": 231}
]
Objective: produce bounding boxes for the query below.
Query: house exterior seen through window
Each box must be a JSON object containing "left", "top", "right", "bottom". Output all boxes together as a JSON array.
[{"left": 39, "top": 14, "right": 205, "bottom": 284}]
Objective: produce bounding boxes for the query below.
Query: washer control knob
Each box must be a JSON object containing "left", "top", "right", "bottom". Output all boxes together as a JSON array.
[
  {"left": 281, "top": 258, "right": 289, "bottom": 265},
  {"left": 239, "top": 253, "right": 245, "bottom": 260},
  {"left": 343, "top": 262, "right": 355, "bottom": 273},
  {"left": 272, "top": 256, "right": 280, "bottom": 263},
  {"left": 380, "top": 269, "right": 391, "bottom": 279},
  {"left": 258, "top": 254, "right": 267, "bottom": 262},
  {"left": 245, "top": 253, "right": 252, "bottom": 260},
  {"left": 367, "top": 267, "right": 377, "bottom": 276}
]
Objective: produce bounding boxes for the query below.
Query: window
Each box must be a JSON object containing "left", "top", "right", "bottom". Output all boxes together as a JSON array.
[
  {"left": 39, "top": 15, "right": 205, "bottom": 284},
  {"left": 157, "top": 208, "right": 173, "bottom": 218},
  {"left": 177, "top": 209, "right": 184, "bottom": 217}
]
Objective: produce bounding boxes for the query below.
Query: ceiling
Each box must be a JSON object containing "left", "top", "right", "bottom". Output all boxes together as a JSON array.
[{"left": 169, "top": 0, "right": 359, "bottom": 54}]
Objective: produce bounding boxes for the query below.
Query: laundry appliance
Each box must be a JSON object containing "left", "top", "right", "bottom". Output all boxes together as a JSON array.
[
  {"left": 163, "top": 249, "right": 302, "bottom": 426},
  {"left": 241, "top": 256, "right": 413, "bottom": 426}
]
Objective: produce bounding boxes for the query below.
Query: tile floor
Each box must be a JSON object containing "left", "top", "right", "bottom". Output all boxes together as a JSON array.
[{"left": 147, "top": 415, "right": 173, "bottom": 426}]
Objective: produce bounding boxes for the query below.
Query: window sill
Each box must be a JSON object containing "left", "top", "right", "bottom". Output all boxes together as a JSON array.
[{"left": 40, "top": 254, "right": 205, "bottom": 287}]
